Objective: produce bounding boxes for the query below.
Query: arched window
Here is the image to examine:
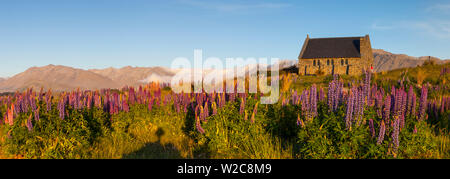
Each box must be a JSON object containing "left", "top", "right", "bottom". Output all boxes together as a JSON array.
[
  {"left": 341, "top": 59, "right": 344, "bottom": 66},
  {"left": 345, "top": 59, "right": 348, "bottom": 65},
  {"left": 327, "top": 59, "right": 330, "bottom": 65},
  {"left": 313, "top": 60, "right": 316, "bottom": 66}
]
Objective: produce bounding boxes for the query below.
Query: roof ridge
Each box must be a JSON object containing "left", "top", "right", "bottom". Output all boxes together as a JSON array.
[{"left": 309, "top": 36, "right": 363, "bottom": 40}]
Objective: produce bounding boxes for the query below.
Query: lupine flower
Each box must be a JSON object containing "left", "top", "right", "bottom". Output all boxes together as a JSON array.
[
  {"left": 203, "top": 102, "right": 209, "bottom": 121},
  {"left": 58, "top": 98, "right": 65, "bottom": 120},
  {"left": 418, "top": 84, "right": 428, "bottom": 121},
  {"left": 6, "top": 104, "right": 14, "bottom": 126},
  {"left": 345, "top": 91, "right": 354, "bottom": 129},
  {"left": 195, "top": 116, "right": 205, "bottom": 134},
  {"left": 363, "top": 69, "right": 372, "bottom": 104},
  {"left": 376, "top": 120, "right": 386, "bottom": 145},
  {"left": 318, "top": 87, "right": 325, "bottom": 102},
  {"left": 392, "top": 118, "right": 400, "bottom": 152},
  {"left": 239, "top": 98, "right": 245, "bottom": 115},
  {"left": 375, "top": 92, "right": 383, "bottom": 118},
  {"left": 383, "top": 95, "right": 391, "bottom": 122},
  {"left": 251, "top": 102, "right": 259, "bottom": 123},
  {"left": 212, "top": 102, "right": 217, "bottom": 116},
  {"left": 369, "top": 119, "right": 375, "bottom": 138},
  {"left": 356, "top": 87, "right": 364, "bottom": 126},
  {"left": 194, "top": 104, "right": 199, "bottom": 122},
  {"left": 328, "top": 77, "right": 342, "bottom": 112},
  {"left": 148, "top": 97, "right": 154, "bottom": 112},
  {"left": 123, "top": 99, "right": 129, "bottom": 112},
  {"left": 411, "top": 93, "right": 416, "bottom": 117},
  {"left": 406, "top": 86, "right": 414, "bottom": 116},
  {"left": 34, "top": 108, "right": 40, "bottom": 121},
  {"left": 26, "top": 114, "right": 33, "bottom": 132},
  {"left": 310, "top": 84, "right": 317, "bottom": 118}
]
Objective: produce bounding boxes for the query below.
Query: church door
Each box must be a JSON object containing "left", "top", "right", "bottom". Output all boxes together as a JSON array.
[{"left": 346, "top": 65, "right": 350, "bottom": 75}]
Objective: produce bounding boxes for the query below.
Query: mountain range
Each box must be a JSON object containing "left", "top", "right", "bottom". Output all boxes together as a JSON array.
[
  {"left": 372, "top": 49, "right": 448, "bottom": 72},
  {"left": 0, "top": 49, "right": 448, "bottom": 93}
]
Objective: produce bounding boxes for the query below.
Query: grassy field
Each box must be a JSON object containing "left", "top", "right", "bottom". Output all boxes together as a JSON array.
[{"left": 0, "top": 63, "right": 449, "bottom": 159}]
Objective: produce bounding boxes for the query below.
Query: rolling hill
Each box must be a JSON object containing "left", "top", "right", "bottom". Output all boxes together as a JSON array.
[{"left": 0, "top": 65, "right": 121, "bottom": 92}]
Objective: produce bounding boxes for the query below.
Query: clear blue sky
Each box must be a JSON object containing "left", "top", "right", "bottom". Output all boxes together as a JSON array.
[{"left": 1, "top": 0, "right": 449, "bottom": 77}]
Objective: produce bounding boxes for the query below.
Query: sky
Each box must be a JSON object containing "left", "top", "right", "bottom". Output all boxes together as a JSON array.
[{"left": 1, "top": 0, "right": 450, "bottom": 77}]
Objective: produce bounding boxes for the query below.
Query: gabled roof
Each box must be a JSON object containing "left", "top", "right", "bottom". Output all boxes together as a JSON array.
[{"left": 299, "top": 36, "right": 362, "bottom": 59}]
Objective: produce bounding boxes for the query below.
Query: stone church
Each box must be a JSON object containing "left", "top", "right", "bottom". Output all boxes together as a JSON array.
[{"left": 298, "top": 35, "right": 374, "bottom": 76}]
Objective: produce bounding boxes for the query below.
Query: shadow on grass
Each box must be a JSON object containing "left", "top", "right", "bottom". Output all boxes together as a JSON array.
[
  {"left": 122, "top": 128, "right": 183, "bottom": 159},
  {"left": 182, "top": 101, "right": 213, "bottom": 159}
]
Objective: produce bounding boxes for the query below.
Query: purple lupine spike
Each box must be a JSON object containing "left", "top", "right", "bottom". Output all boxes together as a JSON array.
[
  {"left": 301, "top": 90, "right": 307, "bottom": 117},
  {"left": 400, "top": 90, "right": 407, "bottom": 129},
  {"left": 418, "top": 84, "right": 428, "bottom": 121},
  {"left": 87, "top": 94, "right": 92, "bottom": 109},
  {"left": 345, "top": 90, "right": 354, "bottom": 129},
  {"left": 411, "top": 93, "right": 416, "bottom": 117},
  {"left": 250, "top": 102, "right": 259, "bottom": 123},
  {"left": 129, "top": 87, "right": 136, "bottom": 105},
  {"left": 406, "top": 86, "right": 414, "bottom": 116},
  {"left": 369, "top": 119, "right": 375, "bottom": 138},
  {"left": 34, "top": 108, "right": 40, "bottom": 121},
  {"left": 30, "top": 96, "right": 36, "bottom": 112},
  {"left": 58, "top": 98, "right": 65, "bottom": 120},
  {"left": 328, "top": 80, "right": 334, "bottom": 111},
  {"left": 198, "top": 105, "right": 204, "bottom": 121},
  {"left": 376, "top": 120, "right": 386, "bottom": 145},
  {"left": 356, "top": 87, "right": 364, "bottom": 126},
  {"left": 352, "top": 87, "right": 359, "bottom": 124},
  {"left": 123, "top": 98, "right": 129, "bottom": 112},
  {"left": 392, "top": 118, "right": 400, "bottom": 153},
  {"left": 239, "top": 98, "right": 245, "bottom": 115},
  {"left": 204, "top": 102, "right": 209, "bottom": 120},
  {"left": 109, "top": 96, "right": 115, "bottom": 115},
  {"left": 212, "top": 102, "right": 217, "bottom": 116},
  {"left": 26, "top": 114, "right": 33, "bottom": 132},
  {"left": 383, "top": 95, "right": 391, "bottom": 122},
  {"left": 363, "top": 69, "right": 371, "bottom": 105},
  {"left": 375, "top": 92, "right": 383, "bottom": 118},
  {"left": 195, "top": 116, "right": 205, "bottom": 134},
  {"left": 194, "top": 104, "right": 199, "bottom": 122},
  {"left": 310, "top": 84, "right": 317, "bottom": 118},
  {"left": 148, "top": 97, "right": 154, "bottom": 112},
  {"left": 318, "top": 87, "right": 324, "bottom": 102},
  {"left": 336, "top": 81, "right": 343, "bottom": 110}
]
